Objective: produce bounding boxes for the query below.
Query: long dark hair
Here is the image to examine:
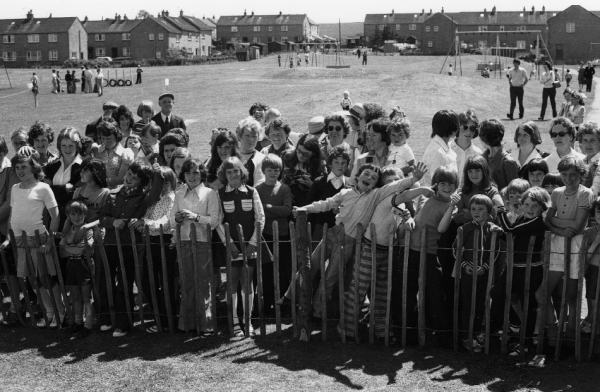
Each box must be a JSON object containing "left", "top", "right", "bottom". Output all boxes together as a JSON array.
[
  {"left": 283, "top": 133, "right": 324, "bottom": 179},
  {"left": 207, "top": 130, "right": 239, "bottom": 180},
  {"left": 461, "top": 155, "right": 492, "bottom": 194}
]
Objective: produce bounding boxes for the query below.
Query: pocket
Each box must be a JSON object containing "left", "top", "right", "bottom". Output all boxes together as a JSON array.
[
  {"left": 241, "top": 199, "right": 253, "bottom": 212},
  {"left": 223, "top": 200, "right": 235, "bottom": 213}
]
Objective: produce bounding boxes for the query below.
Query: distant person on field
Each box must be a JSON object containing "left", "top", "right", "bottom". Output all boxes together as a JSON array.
[
  {"left": 357, "top": 48, "right": 361, "bottom": 59},
  {"left": 95, "top": 67, "right": 104, "bottom": 97},
  {"left": 506, "top": 58, "right": 528, "bottom": 120},
  {"left": 80, "top": 66, "right": 86, "bottom": 93},
  {"left": 31, "top": 72, "right": 39, "bottom": 107},
  {"left": 84, "top": 66, "right": 93, "bottom": 93},
  {"left": 135, "top": 65, "right": 143, "bottom": 84},
  {"left": 578, "top": 63, "right": 586, "bottom": 92},
  {"left": 362, "top": 50, "right": 368, "bottom": 66},
  {"left": 51, "top": 69, "right": 58, "bottom": 94},
  {"left": 340, "top": 90, "right": 352, "bottom": 111},
  {"left": 584, "top": 61, "right": 595, "bottom": 93},
  {"left": 277, "top": 54, "right": 281, "bottom": 67},
  {"left": 565, "top": 69, "right": 572, "bottom": 87}
]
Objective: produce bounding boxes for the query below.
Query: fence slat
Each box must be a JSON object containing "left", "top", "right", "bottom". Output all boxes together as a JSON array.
[
  {"left": 418, "top": 229, "right": 427, "bottom": 347},
  {"left": 575, "top": 243, "right": 585, "bottom": 362},
  {"left": 236, "top": 224, "right": 251, "bottom": 338},
  {"left": 256, "top": 222, "right": 266, "bottom": 337},
  {"left": 453, "top": 228, "right": 464, "bottom": 352},
  {"left": 369, "top": 224, "right": 377, "bottom": 345},
  {"left": 190, "top": 224, "right": 202, "bottom": 336},
  {"left": 297, "top": 217, "right": 312, "bottom": 342},
  {"left": 321, "top": 223, "right": 328, "bottom": 342},
  {"left": 97, "top": 236, "right": 116, "bottom": 328},
  {"left": 555, "top": 237, "right": 571, "bottom": 361},
  {"left": 47, "top": 232, "right": 68, "bottom": 315},
  {"left": 289, "top": 222, "right": 298, "bottom": 338},
  {"left": 589, "top": 247, "right": 600, "bottom": 360},
  {"left": 484, "top": 232, "right": 498, "bottom": 355},
  {"left": 33, "top": 231, "right": 61, "bottom": 327},
  {"left": 401, "top": 230, "right": 411, "bottom": 348},
  {"left": 142, "top": 226, "right": 162, "bottom": 333},
  {"left": 501, "top": 234, "right": 515, "bottom": 354},
  {"left": 385, "top": 230, "right": 396, "bottom": 347},
  {"left": 223, "top": 223, "right": 234, "bottom": 336},
  {"left": 467, "top": 229, "right": 480, "bottom": 352},
  {"left": 0, "top": 250, "right": 25, "bottom": 325},
  {"left": 207, "top": 225, "right": 216, "bottom": 335},
  {"left": 519, "top": 237, "right": 536, "bottom": 352},
  {"left": 9, "top": 230, "right": 34, "bottom": 326},
  {"left": 353, "top": 224, "right": 364, "bottom": 344},
  {"left": 338, "top": 223, "right": 346, "bottom": 344},
  {"left": 272, "top": 221, "right": 281, "bottom": 334},
  {"left": 158, "top": 227, "right": 175, "bottom": 333},
  {"left": 115, "top": 229, "right": 133, "bottom": 328},
  {"left": 537, "top": 232, "right": 551, "bottom": 354},
  {"left": 128, "top": 227, "right": 146, "bottom": 330},
  {"left": 23, "top": 232, "right": 49, "bottom": 326}
]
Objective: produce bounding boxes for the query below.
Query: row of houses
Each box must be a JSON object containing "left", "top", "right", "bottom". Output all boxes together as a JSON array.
[
  {"left": 364, "top": 5, "right": 600, "bottom": 63},
  {"left": 0, "top": 10, "right": 216, "bottom": 67}
]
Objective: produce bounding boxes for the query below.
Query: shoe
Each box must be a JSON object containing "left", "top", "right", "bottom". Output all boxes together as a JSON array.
[
  {"left": 36, "top": 318, "right": 47, "bottom": 328},
  {"left": 506, "top": 114, "right": 514, "bottom": 120},
  {"left": 112, "top": 328, "right": 128, "bottom": 338},
  {"left": 248, "top": 324, "right": 256, "bottom": 337},
  {"left": 99, "top": 324, "right": 112, "bottom": 332}
]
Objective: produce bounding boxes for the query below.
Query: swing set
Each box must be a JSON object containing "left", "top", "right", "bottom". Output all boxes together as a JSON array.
[{"left": 278, "top": 41, "right": 347, "bottom": 69}]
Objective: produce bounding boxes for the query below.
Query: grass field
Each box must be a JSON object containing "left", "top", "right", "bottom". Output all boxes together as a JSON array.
[
  {"left": 0, "top": 54, "right": 586, "bottom": 160},
  {"left": 1, "top": 55, "right": 598, "bottom": 391}
]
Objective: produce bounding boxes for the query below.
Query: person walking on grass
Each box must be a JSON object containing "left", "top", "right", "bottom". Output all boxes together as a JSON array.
[
  {"left": 506, "top": 58, "right": 528, "bottom": 120},
  {"left": 135, "top": 65, "right": 143, "bottom": 84},
  {"left": 95, "top": 68, "right": 104, "bottom": 97}
]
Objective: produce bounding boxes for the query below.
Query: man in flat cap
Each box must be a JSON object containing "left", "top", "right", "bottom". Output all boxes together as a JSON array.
[
  {"left": 151, "top": 93, "right": 186, "bottom": 137},
  {"left": 85, "top": 101, "right": 118, "bottom": 142}
]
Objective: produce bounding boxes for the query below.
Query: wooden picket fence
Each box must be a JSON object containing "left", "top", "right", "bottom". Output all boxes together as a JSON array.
[{"left": 1, "top": 211, "right": 600, "bottom": 362}]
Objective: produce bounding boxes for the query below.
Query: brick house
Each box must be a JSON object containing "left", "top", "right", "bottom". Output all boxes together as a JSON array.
[
  {"left": 364, "top": 10, "right": 429, "bottom": 46},
  {"left": 548, "top": 5, "right": 600, "bottom": 63},
  {"left": 0, "top": 10, "right": 87, "bottom": 67},
  {"left": 421, "top": 12, "right": 457, "bottom": 55},
  {"left": 84, "top": 16, "right": 141, "bottom": 59},
  {"left": 217, "top": 12, "right": 318, "bottom": 45}
]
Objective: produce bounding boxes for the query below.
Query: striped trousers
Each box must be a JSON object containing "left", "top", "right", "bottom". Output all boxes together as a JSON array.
[{"left": 342, "top": 239, "right": 388, "bottom": 337}]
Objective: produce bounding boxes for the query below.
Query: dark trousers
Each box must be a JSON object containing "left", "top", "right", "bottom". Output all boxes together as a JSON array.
[
  {"left": 510, "top": 266, "right": 543, "bottom": 338},
  {"left": 509, "top": 86, "right": 524, "bottom": 117},
  {"left": 136, "top": 74, "right": 142, "bottom": 84},
  {"left": 104, "top": 243, "right": 135, "bottom": 331},
  {"left": 261, "top": 233, "right": 291, "bottom": 314},
  {"left": 459, "top": 273, "right": 488, "bottom": 337},
  {"left": 540, "top": 87, "right": 557, "bottom": 119},
  {"left": 586, "top": 78, "right": 593, "bottom": 93}
]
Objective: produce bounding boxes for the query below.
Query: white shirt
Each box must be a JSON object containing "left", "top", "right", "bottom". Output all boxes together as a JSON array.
[
  {"left": 52, "top": 155, "right": 82, "bottom": 186},
  {"left": 450, "top": 141, "right": 482, "bottom": 184},
  {"left": 389, "top": 144, "right": 416, "bottom": 169},
  {"left": 544, "top": 149, "right": 586, "bottom": 173},
  {"left": 327, "top": 172, "right": 347, "bottom": 190},
  {"left": 507, "top": 67, "right": 528, "bottom": 87},
  {"left": 161, "top": 113, "right": 171, "bottom": 124},
  {"left": 541, "top": 70, "right": 555, "bottom": 88},
  {"left": 10, "top": 182, "right": 57, "bottom": 236},
  {"left": 421, "top": 135, "right": 458, "bottom": 186},
  {"left": 170, "top": 183, "right": 221, "bottom": 242},
  {"left": 510, "top": 147, "right": 542, "bottom": 168}
]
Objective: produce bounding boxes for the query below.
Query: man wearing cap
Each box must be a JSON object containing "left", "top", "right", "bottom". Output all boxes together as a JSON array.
[
  {"left": 506, "top": 58, "right": 528, "bottom": 120},
  {"left": 152, "top": 93, "right": 186, "bottom": 137},
  {"left": 85, "top": 101, "right": 118, "bottom": 142},
  {"left": 136, "top": 65, "right": 143, "bottom": 84}
]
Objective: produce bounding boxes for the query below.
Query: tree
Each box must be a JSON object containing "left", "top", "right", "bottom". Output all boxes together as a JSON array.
[{"left": 137, "top": 10, "right": 151, "bottom": 19}]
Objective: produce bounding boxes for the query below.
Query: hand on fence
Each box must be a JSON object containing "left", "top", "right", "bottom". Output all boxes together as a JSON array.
[
  {"left": 563, "top": 227, "right": 577, "bottom": 238},
  {"left": 230, "top": 244, "right": 241, "bottom": 259},
  {"left": 292, "top": 207, "right": 307, "bottom": 219},
  {"left": 113, "top": 219, "right": 126, "bottom": 230},
  {"left": 129, "top": 218, "right": 145, "bottom": 232},
  {"left": 412, "top": 162, "right": 428, "bottom": 182}
]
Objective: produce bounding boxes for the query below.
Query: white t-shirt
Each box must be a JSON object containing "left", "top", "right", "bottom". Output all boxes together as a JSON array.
[
  {"left": 544, "top": 149, "right": 586, "bottom": 174},
  {"left": 10, "top": 182, "right": 57, "bottom": 236},
  {"left": 420, "top": 135, "right": 458, "bottom": 186},
  {"left": 389, "top": 144, "right": 415, "bottom": 169}
]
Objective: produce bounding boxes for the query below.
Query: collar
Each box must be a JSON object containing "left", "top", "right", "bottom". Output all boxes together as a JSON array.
[
  {"left": 185, "top": 183, "right": 207, "bottom": 197},
  {"left": 432, "top": 135, "right": 450, "bottom": 153},
  {"left": 225, "top": 184, "right": 249, "bottom": 193},
  {"left": 98, "top": 143, "right": 126, "bottom": 156},
  {"left": 0, "top": 156, "right": 11, "bottom": 172},
  {"left": 61, "top": 154, "right": 82, "bottom": 168},
  {"left": 161, "top": 112, "right": 171, "bottom": 122},
  {"left": 327, "top": 172, "right": 346, "bottom": 183}
]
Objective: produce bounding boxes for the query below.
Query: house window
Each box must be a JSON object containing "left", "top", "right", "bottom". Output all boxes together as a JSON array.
[
  {"left": 253, "top": 26, "right": 261, "bottom": 32},
  {"left": 427, "top": 41, "right": 433, "bottom": 47},
  {"left": 253, "top": 37, "right": 258, "bottom": 43},
  {"left": 123, "top": 47, "right": 130, "bottom": 56},
  {"left": 188, "top": 32, "right": 192, "bottom": 41},
  {"left": 148, "top": 33, "right": 155, "bottom": 41},
  {"left": 2, "top": 35, "right": 15, "bottom": 43},
  {"left": 281, "top": 36, "right": 288, "bottom": 42},
  {"left": 231, "top": 26, "right": 238, "bottom": 32},
  {"left": 268, "top": 26, "right": 273, "bottom": 32},
  {"left": 156, "top": 50, "right": 162, "bottom": 59},
  {"left": 95, "top": 47, "right": 105, "bottom": 57},
  {"left": 281, "top": 25, "right": 288, "bottom": 31},
  {"left": 396, "top": 24, "right": 401, "bottom": 30},
  {"left": 516, "top": 26, "right": 526, "bottom": 31},
  {"left": 566, "top": 23, "right": 575, "bottom": 33},
  {"left": 516, "top": 40, "right": 527, "bottom": 49},
  {"left": 2, "top": 51, "right": 16, "bottom": 61},
  {"left": 377, "top": 24, "right": 385, "bottom": 31},
  {"left": 121, "top": 33, "right": 131, "bottom": 41},
  {"left": 27, "top": 34, "right": 40, "bottom": 43},
  {"left": 434, "top": 25, "right": 439, "bottom": 32},
  {"left": 425, "top": 26, "right": 430, "bottom": 32},
  {"left": 94, "top": 33, "right": 105, "bottom": 41},
  {"left": 48, "top": 50, "right": 58, "bottom": 61},
  {"left": 478, "top": 26, "right": 488, "bottom": 32},
  {"left": 158, "top": 33, "right": 164, "bottom": 40},
  {"left": 409, "top": 24, "right": 416, "bottom": 31},
  {"left": 478, "top": 40, "right": 487, "bottom": 48},
  {"left": 71, "top": 51, "right": 78, "bottom": 59},
  {"left": 499, "top": 25, "right": 505, "bottom": 31},
  {"left": 48, "top": 34, "right": 57, "bottom": 42},
  {"left": 26, "top": 50, "right": 41, "bottom": 61}
]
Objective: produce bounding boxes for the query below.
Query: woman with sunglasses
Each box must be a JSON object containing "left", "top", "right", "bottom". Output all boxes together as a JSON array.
[
  {"left": 512, "top": 121, "right": 548, "bottom": 178},
  {"left": 320, "top": 114, "right": 353, "bottom": 173},
  {"left": 450, "top": 109, "right": 482, "bottom": 184},
  {"left": 544, "top": 117, "right": 585, "bottom": 174}
]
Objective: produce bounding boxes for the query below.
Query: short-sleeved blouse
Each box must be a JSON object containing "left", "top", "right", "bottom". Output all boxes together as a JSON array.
[{"left": 551, "top": 185, "right": 593, "bottom": 220}]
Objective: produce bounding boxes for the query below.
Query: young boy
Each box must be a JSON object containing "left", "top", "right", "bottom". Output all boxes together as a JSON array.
[
  {"left": 255, "top": 154, "right": 293, "bottom": 314},
  {"left": 479, "top": 119, "right": 520, "bottom": 190},
  {"left": 387, "top": 118, "right": 415, "bottom": 176},
  {"left": 453, "top": 195, "right": 502, "bottom": 352},
  {"left": 134, "top": 100, "right": 154, "bottom": 134},
  {"left": 151, "top": 93, "right": 186, "bottom": 137},
  {"left": 340, "top": 91, "right": 352, "bottom": 111},
  {"left": 503, "top": 178, "right": 531, "bottom": 223},
  {"left": 525, "top": 158, "right": 549, "bottom": 188},
  {"left": 307, "top": 146, "right": 350, "bottom": 241}
]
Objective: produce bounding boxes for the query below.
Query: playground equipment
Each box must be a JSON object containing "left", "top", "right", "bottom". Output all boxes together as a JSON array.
[{"left": 102, "top": 68, "right": 134, "bottom": 88}]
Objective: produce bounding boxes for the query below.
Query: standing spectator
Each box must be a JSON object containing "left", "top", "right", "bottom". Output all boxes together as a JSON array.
[
  {"left": 584, "top": 61, "right": 595, "bottom": 93},
  {"left": 80, "top": 66, "right": 86, "bottom": 93},
  {"left": 282, "top": 133, "right": 325, "bottom": 207},
  {"left": 320, "top": 113, "right": 353, "bottom": 170},
  {"left": 151, "top": 93, "right": 186, "bottom": 137},
  {"left": 350, "top": 118, "right": 393, "bottom": 182},
  {"left": 479, "top": 119, "right": 520, "bottom": 191},
  {"left": 95, "top": 67, "right": 104, "bottom": 97},
  {"left": 578, "top": 122, "right": 600, "bottom": 193},
  {"left": 51, "top": 70, "right": 58, "bottom": 94},
  {"left": 249, "top": 102, "right": 270, "bottom": 149},
  {"left": 135, "top": 65, "right": 143, "bottom": 84},
  {"left": 362, "top": 50, "right": 368, "bottom": 66},
  {"left": 84, "top": 66, "right": 93, "bottom": 93},
  {"left": 115, "top": 105, "right": 135, "bottom": 145},
  {"left": 205, "top": 129, "right": 239, "bottom": 190},
  {"left": 28, "top": 121, "right": 57, "bottom": 166},
  {"left": 85, "top": 101, "right": 118, "bottom": 143},
  {"left": 506, "top": 58, "right": 529, "bottom": 120},
  {"left": 539, "top": 61, "right": 558, "bottom": 121},
  {"left": 93, "top": 121, "right": 134, "bottom": 188},
  {"left": 260, "top": 118, "right": 294, "bottom": 158},
  {"left": 578, "top": 63, "right": 586, "bottom": 92},
  {"left": 65, "top": 71, "right": 72, "bottom": 94},
  {"left": 567, "top": 92, "right": 586, "bottom": 127},
  {"left": 450, "top": 109, "right": 482, "bottom": 184},
  {"left": 421, "top": 110, "right": 459, "bottom": 186},
  {"left": 512, "top": 121, "right": 545, "bottom": 178},
  {"left": 134, "top": 100, "right": 155, "bottom": 134},
  {"left": 565, "top": 69, "right": 573, "bottom": 87},
  {"left": 544, "top": 117, "right": 586, "bottom": 173},
  {"left": 236, "top": 117, "right": 265, "bottom": 187}
]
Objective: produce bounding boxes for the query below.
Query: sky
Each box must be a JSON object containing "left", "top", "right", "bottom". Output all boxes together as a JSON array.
[{"left": 4, "top": 1, "right": 599, "bottom": 23}]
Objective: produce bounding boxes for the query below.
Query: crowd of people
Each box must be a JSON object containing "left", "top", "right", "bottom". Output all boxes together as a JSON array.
[{"left": 0, "top": 84, "right": 599, "bottom": 356}]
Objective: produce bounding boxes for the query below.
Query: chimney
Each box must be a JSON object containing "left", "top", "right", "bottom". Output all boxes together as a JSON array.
[
  {"left": 541, "top": 6, "right": 546, "bottom": 14},
  {"left": 484, "top": 8, "right": 487, "bottom": 17},
  {"left": 441, "top": 7, "right": 444, "bottom": 14},
  {"left": 391, "top": 9, "right": 394, "bottom": 15},
  {"left": 531, "top": 6, "right": 535, "bottom": 15},
  {"left": 421, "top": 9, "right": 425, "bottom": 15},
  {"left": 123, "top": 14, "right": 128, "bottom": 20},
  {"left": 84, "top": 16, "right": 88, "bottom": 23},
  {"left": 180, "top": 10, "right": 184, "bottom": 17},
  {"left": 26, "top": 10, "right": 33, "bottom": 21},
  {"left": 49, "top": 13, "right": 52, "bottom": 18},
  {"left": 491, "top": 6, "right": 496, "bottom": 15},
  {"left": 165, "top": 11, "right": 169, "bottom": 17},
  {"left": 115, "top": 12, "right": 118, "bottom": 20},
  {"left": 244, "top": 9, "right": 247, "bottom": 17},
  {"left": 523, "top": 7, "right": 526, "bottom": 13},
  {"left": 429, "top": 9, "right": 432, "bottom": 15},
  {"left": 251, "top": 11, "right": 254, "bottom": 17},
  {"left": 279, "top": 11, "right": 282, "bottom": 16}
]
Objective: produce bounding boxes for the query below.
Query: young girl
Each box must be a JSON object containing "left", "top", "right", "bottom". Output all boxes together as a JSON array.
[
  {"left": 60, "top": 200, "right": 94, "bottom": 336},
  {"left": 452, "top": 195, "right": 501, "bottom": 352},
  {"left": 282, "top": 133, "right": 325, "bottom": 207},
  {"left": 387, "top": 118, "right": 416, "bottom": 176},
  {"left": 125, "top": 134, "right": 143, "bottom": 161},
  {"left": 524, "top": 158, "right": 549, "bottom": 188},
  {"left": 577, "top": 122, "right": 600, "bottom": 193},
  {"left": 542, "top": 156, "right": 593, "bottom": 335},
  {"left": 498, "top": 187, "right": 551, "bottom": 352},
  {"left": 134, "top": 100, "right": 154, "bottom": 134},
  {"left": 170, "top": 159, "right": 220, "bottom": 333},
  {"left": 567, "top": 92, "right": 586, "bottom": 127},
  {"left": 503, "top": 178, "right": 531, "bottom": 224},
  {"left": 541, "top": 173, "right": 564, "bottom": 195},
  {"left": 93, "top": 121, "right": 134, "bottom": 188},
  {"left": 0, "top": 153, "right": 64, "bottom": 328},
  {"left": 205, "top": 129, "right": 239, "bottom": 190},
  {"left": 558, "top": 88, "right": 574, "bottom": 117},
  {"left": 216, "top": 157, "right": 265, "bottom": 336}
]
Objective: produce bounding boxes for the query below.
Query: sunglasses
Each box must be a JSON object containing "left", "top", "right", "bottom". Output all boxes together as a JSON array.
[
  {"left": 550, "top": 131, "right": 568, "bottom": 138},
  {"left": 463, "top": 124, "right": 478, "bottom": 132},
  {"left": 328, "top": 126, "right": 342, "bottom": 132}
]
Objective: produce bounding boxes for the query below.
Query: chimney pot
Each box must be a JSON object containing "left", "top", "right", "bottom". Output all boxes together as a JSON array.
[
  {"left": 441, "top": 7, "right": 444, "bottom": 13},
  {"left": 244, "top": 9, "right": 247, "bottom": 16},
  {"left": 531, "top": 6, "right": 535, "bottom": 15},
  {"left": 26, "top": 10, "right": 34, "bottom": 21},
  {"left": 251, "top": 11, "right": 254, "bottom": 16},
  {"left": 180, "top": 10, "right": 184, "bottom": 17}
]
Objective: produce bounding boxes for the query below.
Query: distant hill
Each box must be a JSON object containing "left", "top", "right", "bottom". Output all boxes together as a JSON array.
[{"left": 317, "top": 22, "right": 363, "bottom": 40}]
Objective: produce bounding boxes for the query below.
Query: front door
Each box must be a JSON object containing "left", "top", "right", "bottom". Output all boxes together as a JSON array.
[{"left": 111, "top": 47, "right": 118, "bottom": 58}]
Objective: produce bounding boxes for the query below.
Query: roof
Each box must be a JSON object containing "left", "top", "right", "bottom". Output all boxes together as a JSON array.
[
  {"left": 180, "top": 15, "right": 215, "bottom": 32},
  {"left": 83, "top": 19, "right": 142, "bottom": 33},
  {"left": 161, "top": 16, "right": 200, "bottom": 33},
  {"left": 217, "top": 14, "right": 308, "bottom": 26},
  {"left": 365, "top": 10, "right": 560, "bottom": 26},
  {"left": 0, "top": 16, "right": 78, "bottom": 34},
  {"left": 144, "top": 16, "right": 181, "bottom": 34},
  {"left": 365, "top": 13, "right": 424, "bottom": 24}
]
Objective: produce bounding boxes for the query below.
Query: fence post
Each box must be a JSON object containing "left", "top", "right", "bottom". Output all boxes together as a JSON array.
[
  {"left": 8, "top": 230, "right": 34, "bottom": 326},
  {"left": 97, "top": 236, "right": 117, "bottom": 328},
  {"left": 467, "top": 229, "right": 480, "bottom": 352},
  {"left": 236, "top": 224, "right": 251, "bottom": 338},
  {"left": 369, "top": 224, "right": 377, "bottom": 345},
  {"left": 272, "top": 221, "right": 281, "bottom": 334},
  {"left": 295, "top": 211, "right": 312, "bottom": 342},
  {"left": 338, "top": 223, "right": 346, "bottom": 344},
  {"left": 589, "top": 247, "right": 600, "bottom": 360},
  {"left": 223, "top": 223, "right": 234, "bottom": 336},
  {"left": 115, "top": 229, "right": 134, "bottom": 328},
  {"left": 401, "top": 230, "right": 411, "bottom": 348},
  {"left": 190, "top": 224, "right": 202, "bottom": 336},
  {"left": 24, "top": 232, "right": 49, "bottom": 327},
  {"left": 128, "top": 226, "right": 146, "bottom": 330},
  {"left": 207, "top": 225, "right": 216, "bottom": 335},
  {"left": 48, "top": 231, "right": 68, "bottom": 312},
  {"left": 537, "top": 232, "right": 551, "bottom": 355},
  {"left": 33, "top": 230, "right": 61, "bottom": 327},
  {"left": 453, "top": 228, "right": 464, "bottom": 352},
  {"left": 256, "top": 222, "right": 266, "bottom": 337},
  {"left": 554, "top": 237, "right": 571, "bottom": 361},
  {"left": 519, "top": 237, "right": 536, "bottom": 352},
  {"left": 320, "top": 223, "right": 328, "bottom": 342},
  {"left": 158, "top": 226, "right": 175, "bottom": 333},
  {"left": 289, "top": 222, "right": 298, "bottom": 338},
  {"left": 384, "top": 230, "right": 396, "bottom": 347},
  {"left": 483, "top": 232, "right": 498, "bottom": 355},
  {"left": 575, "top": 243, "right": 585, "bottom": 362},
  {"left": 353, "top": 224, "right": 364, "bottom": 344},
  {"left": 142, "top": 226, "right": 162, "bottom": 333},
  {"left": 501, "top": 234, "right": 515, "bottom": 354},
  {"left": 418, "top": 229, "right": 427, "bottom": 347}
]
